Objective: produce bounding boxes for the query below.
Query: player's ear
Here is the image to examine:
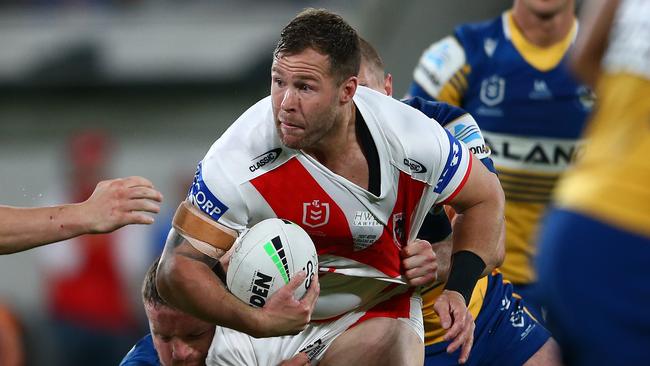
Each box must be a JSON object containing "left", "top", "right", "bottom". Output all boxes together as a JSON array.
[
  {"left": 384, "top": 73, "right": 393, "bottom": 97},
  {"left": 339, "top": 75, "right": 358, "bottom": 104}
]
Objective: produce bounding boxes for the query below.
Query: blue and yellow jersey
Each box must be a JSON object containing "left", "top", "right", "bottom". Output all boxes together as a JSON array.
[
  {"left": 409, "top": 11, "right": 592, "bottom": 284},
  {"left": 555, "top": 0, "right": 650, "bottom": 237}
]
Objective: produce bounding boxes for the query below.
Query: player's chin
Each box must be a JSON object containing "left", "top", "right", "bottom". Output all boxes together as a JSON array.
[{"left": 280, "top": 135, "right": 305, "bottom": 150}]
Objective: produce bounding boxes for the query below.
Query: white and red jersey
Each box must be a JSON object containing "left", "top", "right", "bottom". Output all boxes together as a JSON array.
[{"left": 188, "top": 86, "right": 472, "bottom": 318}]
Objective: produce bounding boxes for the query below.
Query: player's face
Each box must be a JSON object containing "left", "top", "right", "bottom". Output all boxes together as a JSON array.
[
  {"left": 519, "top": 0, "right": 572, "bottom": 19},
  {"left": 146, "top": 303, "right": 215, "bottom": 366},
  {"left": 271, "top": 48, "right": 344, "bottom": 150}
]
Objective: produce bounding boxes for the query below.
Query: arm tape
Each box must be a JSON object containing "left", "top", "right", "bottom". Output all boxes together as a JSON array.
[
  {"left": 172, "top": 201, "right": 237, "bottom": 254},
  {"left": 443, "top": 250, "right": 486, "bottom": 305}
]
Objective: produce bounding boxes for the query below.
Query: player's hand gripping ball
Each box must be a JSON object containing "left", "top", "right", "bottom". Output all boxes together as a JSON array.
[{"left": 227, "top": 218, "right": 318, "bottom": 307}]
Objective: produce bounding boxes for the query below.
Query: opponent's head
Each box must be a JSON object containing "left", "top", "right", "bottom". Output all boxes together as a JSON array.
[
  {"left": 271, "top": 8, "right": 360, "bottom": 150},
  {"left": 144, "top": 258, "right": 214, "bottom": 366},
  {"left": 515, "top": 0, "right": 574, "bottom": 20},
  {"left": 357, "top": 37, "right": 393, "bottom": 96}
]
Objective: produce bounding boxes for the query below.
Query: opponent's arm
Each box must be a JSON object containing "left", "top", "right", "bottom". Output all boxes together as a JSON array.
[
  {"left": 0, "top": 176, "right": 162, "bottom": 254},
  {"left": 156, "top": 202, "right": 319, "bottom": 338},
  {"left": 570, "top": 0, "right": 621, "bottom": 87}
]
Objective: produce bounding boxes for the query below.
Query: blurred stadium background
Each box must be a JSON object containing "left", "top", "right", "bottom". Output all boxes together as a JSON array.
[{"left": 0, "top": 0, "right": 509, "bottom": 364}]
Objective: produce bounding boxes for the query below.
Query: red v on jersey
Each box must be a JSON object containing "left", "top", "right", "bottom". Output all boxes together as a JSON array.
[{"left": 251, "top": 157, "right": 427, "bottom": 278}]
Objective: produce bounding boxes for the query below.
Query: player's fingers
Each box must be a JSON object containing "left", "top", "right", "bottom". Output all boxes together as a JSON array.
[
  {"left": 301, "top": 272, "right": 320, "bottom": 307},
  {"left": 128, "top": 186, "right": 163, "bottom": 202},
  {"left": 124, "top": 199, "right": 161, "bottom": 214},
  {"left": 405, "top": 271, "right": 436, "bottom": 286},
  {"left": 123, "top": 176, "right": 155, "bottom": 188},
  {"left": 286, "top": 271, "right": 307, "bottom": 292},
  {"left": 123, "top": 212, "right": 155, "bottom": 225},
  {"left": 278, "top": 352, "right": 310, "bottom": 366},
  {"left": 402, "top": 254, "right": 427, "bottom": 270},
  {"left": 444, "top": 304, "right": 467, "bottom": 342},
  {"left": 433, "top": 298, "right": 452, "bottom": 329},
  {"left": 458, "top": 322, "right": 475, "bottom": 364}
]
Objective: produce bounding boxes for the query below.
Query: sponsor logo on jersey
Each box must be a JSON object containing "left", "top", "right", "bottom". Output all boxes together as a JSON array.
[
  {"left": 249, "top": 148, "right": 282, "bottom": 172},
  {"left": 453, "top": 123, "right": 482, "bottom": 143},
  {"left": 480, "top": 75, "right": 505, "bottom": 107},
  {"left": 529, "top": 79, "right": 552, "bottom": 100},
  {"left": 299, "top": 338, "right": 325, "bottom": 360},
  {"left": 486, "top": 136, "right": 581, "bottom": 169},
  {"left": 352, "top": 211, "right": 382, "bottom": 251},
  {"left": 484, "top": 38, "right": 498, "bottom": 57},
  {"left": 302, "top": 200, "right": 330, "bottom": 228},
  {"left": 576, "top": 85, "right": 596, "bottom": 111},
  {"left": 188, "top": 162, "right": 229, "bottom": 220},
  {"left": 403, "top": 158, "right": 427, "bottom": 173},
  {"left": 249, "top": 271, "right": 273, "bottom": 307}
]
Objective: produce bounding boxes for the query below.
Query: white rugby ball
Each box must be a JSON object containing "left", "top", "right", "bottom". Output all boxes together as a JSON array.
[{"left": 227, "top": 218, "right": 318, "bottom": 308}]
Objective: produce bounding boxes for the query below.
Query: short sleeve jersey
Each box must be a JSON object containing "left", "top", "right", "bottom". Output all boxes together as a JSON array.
[{"left": 187, "top": 86, "right": 472, "bottom": 317}]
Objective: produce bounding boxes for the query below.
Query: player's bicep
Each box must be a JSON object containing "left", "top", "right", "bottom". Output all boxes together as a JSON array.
[{"left": 445, "top": 154, "right": 502, "bottom": 213}]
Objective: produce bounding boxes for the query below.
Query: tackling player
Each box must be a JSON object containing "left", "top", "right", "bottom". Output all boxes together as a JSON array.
[{"left": 358, "top": 36, "right": 560, "bottom": 366}]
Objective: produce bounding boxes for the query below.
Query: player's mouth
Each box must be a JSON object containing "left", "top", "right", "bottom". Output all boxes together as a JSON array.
[{"left": 279, "top": 120, "right": 304, "bottom": 135}]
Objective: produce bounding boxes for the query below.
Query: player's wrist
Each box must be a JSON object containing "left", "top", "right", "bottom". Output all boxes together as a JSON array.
[{"left": 443, "top": 250, "right": 486, "bottom": 305}]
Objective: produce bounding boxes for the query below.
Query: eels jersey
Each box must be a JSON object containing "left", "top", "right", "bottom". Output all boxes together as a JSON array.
[
  {"left": 554, "top": 0, "right": 650, "bottom": 237},
  {"left": 409, "top": 11, "right": 593, "bottom": 284},
  {"left": 188, "top": 86, "right": 472, "bottom": 320}
]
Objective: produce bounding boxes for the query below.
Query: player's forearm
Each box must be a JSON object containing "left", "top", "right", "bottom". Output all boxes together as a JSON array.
[
  {"left": 157, "top": 233, "right": 261, "bottom": 336},
  {"left": 0, "top": 204, "right": 89, "bottom": 254}
]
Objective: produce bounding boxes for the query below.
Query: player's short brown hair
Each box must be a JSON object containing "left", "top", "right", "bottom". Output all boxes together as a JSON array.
[
  {"left": 274, "top": 8, "right": 360, "bottom": 85},
  {"left": 142, "top": 256, "right": 168, "bottom": 308}
]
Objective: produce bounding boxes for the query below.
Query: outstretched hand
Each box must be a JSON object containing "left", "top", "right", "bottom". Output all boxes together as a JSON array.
[
  {"left": 256, "top": 271, "right": 320, "bottom": 338},
  {"left": 82, "top": 176, "right": 163, "bottom": 233},
  {"left": 433, "top": 289, "right": 475, "bottom": 364}
]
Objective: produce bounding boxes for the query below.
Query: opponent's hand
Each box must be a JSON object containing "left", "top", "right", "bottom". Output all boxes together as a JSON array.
[
  {"left": 433, "top": 289, "right": 475, "bottom": 364},
  {"left": 81, "top": 176, "right": 163, "bottom": 233},
  {"left": 278, "top": 353, "right": 310, "bottom": 366},
  {"left": 257, "top": 271, "right": 320, "bottom": 337},
  {"left": 401, "top": 239, "right": 437, "bottom": 286}
]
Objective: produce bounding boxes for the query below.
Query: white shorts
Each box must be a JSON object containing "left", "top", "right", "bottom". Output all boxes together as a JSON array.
[{"left": 206, "top": 285, "right": 423, "bottom": 366}]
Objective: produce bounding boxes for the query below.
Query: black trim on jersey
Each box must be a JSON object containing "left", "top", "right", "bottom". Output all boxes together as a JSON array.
[{"left": 355, "top": 104, "right": 381, "bottom": 196}]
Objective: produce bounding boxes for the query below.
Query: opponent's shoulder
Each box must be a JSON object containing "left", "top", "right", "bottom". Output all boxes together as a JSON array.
[
  {"left": 119, "top": 334, "right": 158, "bottom": 366},
  {"left": 453, "top": 15, "right": 504, "bottom": 53},
  {"left": 355, "top": 87, "right": 450, "bottom": 183}
]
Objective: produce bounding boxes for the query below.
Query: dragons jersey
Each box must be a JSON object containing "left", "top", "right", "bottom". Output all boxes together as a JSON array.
[
  {"left": 409, "top": 11, "right": 593, "bottom": 284},
  {"left": 187, "top": 86, "right": 472, "bottom": 319},
  {"left": 555, "top": 0, "right": 650, "bottom": 237}
]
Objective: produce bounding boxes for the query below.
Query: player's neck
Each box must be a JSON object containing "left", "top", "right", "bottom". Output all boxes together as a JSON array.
[
  {"left": 303, "top": 103, "right": 365, "bottom": 179},
  {"left": 511, "top": 3, "right": 575, "bottom": 47}
]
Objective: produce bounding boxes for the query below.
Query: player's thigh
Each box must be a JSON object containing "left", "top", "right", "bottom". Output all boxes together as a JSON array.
[
  {"left": 320, "top": 317, "right": 423, "bottom": 366},
  {"left": 523, "top": 338, "right": 561, "bottom": 366}
]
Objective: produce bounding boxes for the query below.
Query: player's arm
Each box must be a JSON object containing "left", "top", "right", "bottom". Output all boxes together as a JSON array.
[
  {"left": 433, "top": 154, "right": 504, "bottom": 364},
  {"left": 408, "top": 35, "right": 469, "bottom": 106},
  {"left": 157, "top": 202, "right": 318, "bottom": 338},
  {"left": 0, "top": 176, "right": 162, "bottom": 255},
  {"left": 570, "top": 0, "right": 621, "bottom": 87}
]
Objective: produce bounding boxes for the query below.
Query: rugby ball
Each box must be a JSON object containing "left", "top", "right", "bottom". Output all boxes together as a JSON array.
[{"left": 226, "top": 218, "right": 318, "bottom": 308}]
